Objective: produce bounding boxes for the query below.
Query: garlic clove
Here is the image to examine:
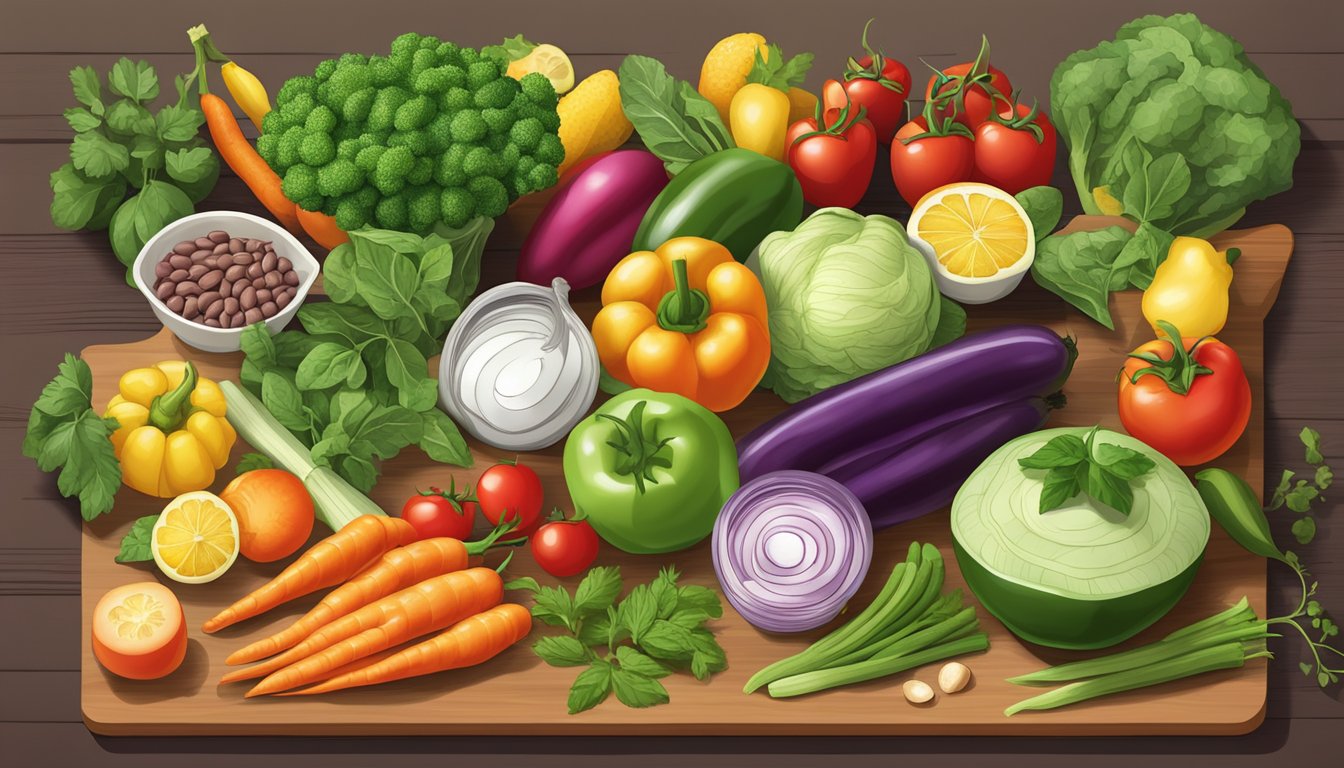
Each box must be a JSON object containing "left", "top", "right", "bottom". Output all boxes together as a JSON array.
[
  {"left": 902, "top": 679, "right": 935, "bottom": 704},
  {"left": 938, "top": 661, "right": 972, "bottom": 694}
]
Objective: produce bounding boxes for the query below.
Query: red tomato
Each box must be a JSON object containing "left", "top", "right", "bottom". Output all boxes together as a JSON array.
[
  {"left": 531, "top": 515, "right": 600, "bottom": 578},
  {"left": 842, "top": 58, "right": 912, "bottom": 144},
  {"left": 925, "top": 59, "right": 1012, "bottom": 128},
  {"left": 1118, "top": 327, "right": 1252, "bottom": 466},
  {"left": 890, "top": 117, "right": 977, "bottom": 207},
  {"left": 476, "top": 461, "right": 544, "bottom": 539},
  {"left": 786, "top": 93, "right": 877, "bottom": 209},
  {"left": 400, "top": 485, "right": 476, "bottom": 541},
  {"left": 973, "top": 103, "right": 1058, "bottom": 194}
]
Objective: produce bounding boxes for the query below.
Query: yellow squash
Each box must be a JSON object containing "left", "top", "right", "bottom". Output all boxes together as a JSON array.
[
  {"left": 105, "top": 361, "right": 236, "bottom": 498},
  {"left": 1141, "top": 236, "right": 1236, "bottom": 338}
]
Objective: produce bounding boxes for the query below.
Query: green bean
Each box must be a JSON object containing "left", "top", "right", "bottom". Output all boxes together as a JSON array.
[
  {"left": 1161, "top": 597, "right": 1254, "bottom": 643},
  {"left": 827, "top": 592, "right": 965, "bottom": 668},
  {"left": 1004, "top": 641, "right": 1266, "bottom": 716},
  {"left": 767, "top": 632, "right": 991, "bottom": 698}
]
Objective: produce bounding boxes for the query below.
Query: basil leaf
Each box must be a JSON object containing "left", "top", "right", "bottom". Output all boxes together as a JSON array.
[
  {"left": 534, "top": 635, "right": 591, "bottom": 667},
  {"left": 617, "top": 584, "right": 658, "bottom": 644},
  {"left": 611, "top": 668, "right": 670, "bottom": 708},
  {"left": 1038, "top": 470, "right": 1081, "bottom": 515},
  {"left": 108, "top": 181, "right": 193, "bottom": 273},
  {"left": 49, "top": 164, "right": 126, "bottom": 232},
  {"left": 115, "top": 515, "right": 159, "bottom": 563},
  {"left": 1019, "top": 433, "right": 1088, "bottom": 470},
  {"left": 1123, "top": 151, "right": 1191, "bottom": 226},
  {"left": 1085, "top": 458, "right": 1135, "bottom": 516},
  {"left": 567, "top": 662, "right": 614, "bottom": 715},
  {"left": 618, "top": 55, "right": 732, "bottom": 175},
  {"left": 674, "top": 584, "right": 723, "bottom": 619}
]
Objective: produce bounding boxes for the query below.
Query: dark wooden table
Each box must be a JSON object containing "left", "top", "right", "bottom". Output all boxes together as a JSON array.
[{"left": 3, "top": 0, "right": 1340, "bottom": 764}]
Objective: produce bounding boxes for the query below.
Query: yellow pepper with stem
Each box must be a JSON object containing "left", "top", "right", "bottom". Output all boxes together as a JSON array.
[
  {"left": 187, "top": 24, "right": 272, "bottom": 127},
  {"left": 729, "top": 45, "right": 815, "bottom": 162},
  {"left": 1141, "top": 236, "right": 1238, "bottom": 338},
  {"left": 105, "top": 361, "right": 236, "bottom": 498}
]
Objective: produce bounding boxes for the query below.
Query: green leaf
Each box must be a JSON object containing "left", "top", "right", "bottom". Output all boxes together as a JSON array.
[
  {"left": 567, "top": 662, "right": 613, "bottom": 714},
  {"left": 296, "top": 342, "right": 365, "bottom": 391},
  {"left": 28, "top": 353, "right": 93, "bottom": 419},
  {"left": 164, "top": 147, "right": 215, "bottom": 184},
  {"left": 1307, "top": 600, "right": 1323, "bottom": 617},
  {"left": 108, "top": 181, "right": 194, "bottom": 271},
  {"left": 650, "top": 569, "right": 679, "bottom": 619},
  {"left": 1038, "top": 470, "right": 1081, "bottom": 515},
  {"left": 617, "top": 584, "right": 658, "bottom": 644},
  {"left": 69, "top": 65, "right": 102, "bottom": 109},
  {"left": 104, "top": 99, "right": 154, "bottom": 136},
  {"left": 1122, "top": 151, "right": 1191, "bottom": 224},
  {"left": 344, "top": 405, "right": 422, "bottom": 460},
  {"left": 115, "top": 515, "right": 159, "bottom": 563},
  {"left": 531, "top": 584, "right": 578, "bottom": 631},
  {"left": 1092, "top": 442, "right": 1157, "bottom": 479},
  {"left": 639, "top": 619, "right": 697, "bottom": 661},
  {"left": 1315, "top": 464, "right": 1333, "bottom": 490},
  {"left": 49, "top": 164, "right": 127, "bottom": 233},
  {"left": 618, "top": 55, "right": 734, "bottom": 175},
  {"left": 615, "top": 646, "right": 670, "bottom": 679},
  {"left": 675, "top": 584, "right": 723, "bottom": 619},
  {"left": 70, "top": 131, "right": 130, "bottom": 179},
  {"left": 60, "top": 411, "right": 122, "bottom": 520},
  {"left": 295, "top": 303, "right": 390, "bottom": 345},
  {"left": 481, "top": 34, "right": 537, "bottom": 64},
  {"left": 1018, "top": 434, "right": 1087, "bottom": 470},
  {"left": 504, "top": 576, "right": 541, "bottom": 594},
  {"left": 235, "top": 453, "right": 274, "bottom": 474},
  {"left": 1301, "top": 427, "right": 1324, "bottom": 465},
  {"left": 321, "top": 243, "right": 360, "bottom": 304},
  {"left": 418, "top": 408, "right": 471, "bottom": 466},
  {"left": 1285, "top": 483, "right": 1318, "bottom": 513},
  {"left": 929, "top": 296, "right": 967, "bottom": 350},
  {"left": 573, "top": 566, "right": 623, "bottom": 616},
  {"left": 744, "top": 44, "right": 814, "bottom": 91},
  {"left": 22, "top": 354, "right": 121, "bottom": 520},
  {"left": 1114, "top": 223, "right": 1173, "bottom": 291},
  {"left": 64, "top": 107, "right": 102, "bottom": 133},
  {"left": 576, "top": 614, "right": 612, "bottom": 648},
  {"left": 1319, "top": 671, "right": 1331, "bottom": 689},
  {"left": 155, "top": 104, "right": 203, "bottom": 143},
  {"left": 416, "top": 242, "right": 455, "bottom": 291},
  {"left": 336, "top": 454, "right": 378, "bottom": 492},
  {"left": 610, "top": 668, "right": 670, "bottom": 709},
  {"left": 261, "top": 371, "right": 311, "bottom": 433},
  {"left": 1291, "top": 516, "right": 1317, "bottom": 545},
  {"left": 534, "top": 635, "right": 591, "bottom": 667},
  {"left": 240, "top": 323, "right": 278, "bottom": 369},
  {"left": 1300, "top": 662, "right": 1314, "bottom": 676},
  {"left": 382, "top": 338, "right": 432, "bottom": 406},
  {"left": 1269, "top": 468, "right": 1295, "bottom": 510},
  {"left": 1085, "top": 458, "right": 1136, "bottom": 516},
  {"left": 108, "top": 58, "right": 159, "bottom": 104},
  {"left": 1030, "top": 227, "right": 1133, "bottom": 329},
  {"left": 1015, "top": 186, "right": 1064, "bottom": 241},
  {"left": 351, "top": 237, "right": 423, "bottom": 322}
]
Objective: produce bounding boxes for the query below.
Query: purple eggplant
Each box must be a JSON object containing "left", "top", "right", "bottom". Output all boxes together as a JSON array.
[
  {"left": 517, "top": 149, "right": 670, "bottom": 290},
  {"left": 737, "top": 325, "right": 1075, "bottom": 482},
  {"left": 830, "top": 398, "right": 1052, "bottom": 530}
]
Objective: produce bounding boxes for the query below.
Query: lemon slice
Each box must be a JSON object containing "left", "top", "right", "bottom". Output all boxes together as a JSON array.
[
  {"left": 507, "top": 44, "right": 575, "bottom": 95},
  {"left": 907, "top": 182, "right": 1035, "bottom": 304},
  {"left": 151, "top": 491, "right": 240, "bottom": 584}
]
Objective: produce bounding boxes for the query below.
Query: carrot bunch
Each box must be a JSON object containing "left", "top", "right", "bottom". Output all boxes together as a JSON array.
[{"left": 213, "top": 516, "right": 531, "bottom": 696}]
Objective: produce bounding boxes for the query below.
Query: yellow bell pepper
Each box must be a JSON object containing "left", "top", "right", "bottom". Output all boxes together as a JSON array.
[
  {"left": 1141, "top": 236, "right": 1237, "bottom": 338},
  {"left": 730, "top": 83, "right": 792, "bottom": 162},
  {"left": 105, "top": 361, "right": 236, "bottom": 498}
]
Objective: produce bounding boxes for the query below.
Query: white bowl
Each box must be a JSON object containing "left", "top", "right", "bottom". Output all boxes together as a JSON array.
[
  {"left": 908, "top": 233, "right": 1035, "bottom": 305},
  {"left": 132, "top": 211, "right": 320, "bottom": 353}
]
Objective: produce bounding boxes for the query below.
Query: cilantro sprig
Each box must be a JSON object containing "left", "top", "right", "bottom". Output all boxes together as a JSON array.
[
  {"left": 1018, "top": 426, "right": 1156, "bottom": 516},
  {"left": 508, "top": 566, "right": 728, "bottom": 714},
  {"left": 1269, "top": 427, "right": 1333, "bottom": 544},
  {"left": 22, "top": 354, "right": 122, "bottom": 520}
]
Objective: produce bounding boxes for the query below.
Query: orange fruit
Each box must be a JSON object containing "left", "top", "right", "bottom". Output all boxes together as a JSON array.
[
  {"left": 220, "top": 469, "right": 315, "bottom": 563},
  {"left": 92, "top": 581, "right": 187, "bottom": 680}
]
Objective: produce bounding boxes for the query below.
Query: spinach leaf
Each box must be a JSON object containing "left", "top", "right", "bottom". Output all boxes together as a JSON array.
[
  {"left": 1031, "top": 226, "right": 1133, "bottom": 328},
  {"left": 618, "top": 55, "right": 734, "bottom": 175}
]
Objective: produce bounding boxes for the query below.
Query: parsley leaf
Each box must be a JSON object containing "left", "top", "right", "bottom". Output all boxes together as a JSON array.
[
  {"left": 235, "top": 453, "right": 274, "bottom": 474},
  {"left": 567, "top": 662, "right": 614, "bottom": 715},
  {"left": 115, "top": 515, "right": 158, "bottom": 563},
  {"left": 611, "top": 668, "right": 670, "bottom": 708},
  {"left": 22, "top": 354, "right": 122, "bottom": 520}
]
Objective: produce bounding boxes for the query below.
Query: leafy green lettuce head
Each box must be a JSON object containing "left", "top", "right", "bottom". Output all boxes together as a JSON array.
[
  {"left": 1050, "top": 13, "right": 1300, "bottom": 237},
  {"left": 748, "top": 207, "right": 946, "bottom": 403}
]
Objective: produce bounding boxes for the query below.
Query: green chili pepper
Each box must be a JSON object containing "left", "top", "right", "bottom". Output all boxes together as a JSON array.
[{"left": 1195, "top": 468, "right": 1286, "bottom": 563}]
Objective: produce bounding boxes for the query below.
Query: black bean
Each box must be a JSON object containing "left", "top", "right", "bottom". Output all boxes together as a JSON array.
[
  {"left": 183, "top": 296, "right": 199, "bottom": 320},
  {"left": 204, "top": 299, "right": 224, "bottom": 320},
  {"left": 256, "top": 288, "right": 272, "bottom": 304},
  {"left": 260, "top": 300, "right": 278, "bottom": 317},
  {"left": 155, "top": 282, "right": 176, "bottom": 300},
  {"left": 172, "top": 241, "right": 197, "bottom": 256},
  {"left": 244, "top": 307, "right": 264, "bottom": 324},
  {"left": 212, "top": 242, "right": 231, "bottom": 256},
  {"left": 233, "top": 252, "right": 254, "bottom": 266},
  {"left": 229, "top": 313, "right": 245, "bottom": 328},
  {"left": 169, "top": 268, "right": 189, "bottom": 282},
  {"left": 284, "top": 270, "right": 300, "bottom": 287},
  {"left": 207, "top": 230, "right": 230, "bottom": 244},
  {"left": 195, "top": 237, "right": 216, "bottom": 250},
  {"left": 262, "top": 252, "right": 278, "bottom": 272},
  {"left": 204, "top": 318, "right": 222, "bottom": 328},
  {"left": 175, "top": 281, "right": 201, "bottom": 297},
  {"left": 199, "top": 272, "right": 222, "bottom": 291},
  {"left": 165, "top": 295, "right": 185, "bottom": 313},
  {"left": 240, "top": 286, "right": 257, "bottom": 310},
  {"left": 188, "top": 264, "right": 209, "bottom": 279}
]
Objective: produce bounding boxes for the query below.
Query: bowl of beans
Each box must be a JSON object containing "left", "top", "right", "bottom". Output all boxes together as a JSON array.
[{"left": 132, "top": 211, "right": 320, "bottom": 353}]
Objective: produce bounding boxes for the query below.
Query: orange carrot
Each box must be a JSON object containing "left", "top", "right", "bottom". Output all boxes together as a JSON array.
[
  {"left": 200, "top": 91, "right": 302, "bottom": 233},
  {"left": 203, "top": 515, "right": 417, "bottom": 634},
  {"left": 238, "top": 566, "right": 505, "bottom": 695},
  {"left": 226, "top": 526, "right": 513, "bottom": 666},
  {"left": 279, "top": 603, "right": 532, "bottom": 696},
  {"left": 294, "top": 206, "right": 350, "bottom": 251}
]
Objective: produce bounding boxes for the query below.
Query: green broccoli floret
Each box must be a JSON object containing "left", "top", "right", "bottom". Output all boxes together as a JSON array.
[
  {"left": 278, "top": 76, "right": 318, "bottom": 103},
  {"left": 508, "top": 117, "right": 544, "bottom": 153},
  {"left": 318, "top": 158, "right": 363, "bottom": 197},
  {"left": 351, "top": 186, "right": 379, "bottom": 211},
  {"left": 394, "top": 95, "right": 435, "bottom": 131},
  {"left": 276, "top": 126, "right": 305, "bottom": 168},
  {"left": 368, "top": 55, "right": 400, "bottom": 87},
  {"left": 462, "top": 146, "right": 496, "bottom": 178},
  {"left": 449, "top": 110, "right": 487, "bottom": 143},
  {"left": 314, "top": 59, "right": 338, "bottom": 82},
  {"left": 436, "top": 42, "right": 462, "bottom": 65},
  {"left": 298, "top": 132, "right": 336, "bottom": 166},
  {"left": 366, "top": 87, "right": 409, "bottom": 133},
  {"left": 413, "top": 67, "right": 452, "bottom": 95},
  {"left": 337, "top": 52, "right": 367, "bottom": 69},
  {"left": 425, "top": 112, "right": 455, "bottom": 153},
  {"left": 256, "top": 132, "right": 280, "bottom": 164},
  {"left": 499, "top": 144, "right": 521, "bottom": 171},
  {"left": 306, "top": 105, "right": 338, "bottom": 134},
  {"left": 439, "top": 87, "right": 472, "bottom": 114},
  {"left": 466, "top": 60, "right": 500, "bottom": 91},
  {"left": 439, "top": 187, "right": 474, "bottom": 229},
  {"left": 433, "top": 145, "right": 469, "bottom": 187},
  {"left": 412, "top": 48, "right": 437, "bottom": 76},
  {"left": 333, "top": 196, "right": 369, "bottom": 231},
  {"left": 375, "top": 194, "right": 409, "bottom": 229},
  {"left": 407, "top": 185, "right": 440, "bottom": 232},
  {"left": 518, "top": 72, "right": 558, "bottom": 108},
  {"left": 474, "top": 77, "right": 518, "bottom": 110},
  {"left": 468, "top": 176, "right": 508, "bottom": 219},
  {"left": 516, "top": 155, "right": 537, "bottom": 176},
  {"left": 354, "top": 144, "right": 386, "bottom": 173},
  {"left": 342, "top": 88, "right": 375, "bottom": 123},
  {"left": 260, "top": 109, "right": 288, "bottom": 136},
  {"left": 527, "top": 162, "right": 558, "bottom": 192},
  {"left": 373, "top": 145, "right": 415, "bottom": 195},
  {"left": 484, "top": 132, "right": 509, "bottom": 153},
  {"left": 534, "top": 133, "right": 565, "bottom": 167},
  {"left": 407, "top": 156, "right": 434, "bottom": 186},
  {"left": 387, "top": 130, "right": 429, "bottom": 157},
  {"left": 282, "top": 164, "right": 319, "bottom": 204},
  {"left": 278, "top": 92, "right": 317, "bottom": 128},
  {"left": 481, "top": 107, "right": 512, "bottom": 135},
  {"left": 458, "top": 48, "right": 480, "bottom": 67},
  {"left": 336, "top": 138, "right": 361, "bottom": 161}
]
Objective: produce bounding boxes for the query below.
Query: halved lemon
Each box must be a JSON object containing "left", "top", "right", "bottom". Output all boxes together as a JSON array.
[
  {"left": 506, "top": 44, "right": 576, "bottom": 95},
  {"left": 907, "top": 182, "right": 1035, "bottom": 304},
  {"left": 151, "top": 491, "right": 240, "bottom": 584}
]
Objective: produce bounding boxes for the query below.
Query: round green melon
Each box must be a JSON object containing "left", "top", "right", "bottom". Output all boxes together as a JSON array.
[{"left": 950, "top": 427, "right": 1210, "bottom": 650}]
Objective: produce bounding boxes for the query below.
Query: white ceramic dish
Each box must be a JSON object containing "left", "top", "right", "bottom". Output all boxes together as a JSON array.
[{"left": 132, "top": 211, "right": 320, "bottom": 353}]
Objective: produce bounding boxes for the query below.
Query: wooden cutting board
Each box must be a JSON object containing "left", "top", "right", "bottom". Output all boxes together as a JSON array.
[{"left": 80, "top": 218, "right": 1291, "bottom": 736}]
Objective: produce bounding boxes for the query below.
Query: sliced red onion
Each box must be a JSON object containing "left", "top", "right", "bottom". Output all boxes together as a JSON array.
[{"left": 712, "top": 470, "right": 873, "bottom": 633}]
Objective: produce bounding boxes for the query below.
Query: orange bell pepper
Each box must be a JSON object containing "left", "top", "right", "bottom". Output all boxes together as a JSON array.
[{"left": 592, "top": 237, "right": 770, "bottom": 412}]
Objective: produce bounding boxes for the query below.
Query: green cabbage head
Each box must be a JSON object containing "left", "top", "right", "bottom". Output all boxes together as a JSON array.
[
  {"left": 1051, "top": 13, "right": 1300, "bottom": 237},
  {"left": 748, "top": 207, "right": 952, "bottom": 403}
]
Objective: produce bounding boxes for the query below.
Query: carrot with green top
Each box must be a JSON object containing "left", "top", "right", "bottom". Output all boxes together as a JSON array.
[
  {"left": 226, "top": 523, "right": 514, "bottom": 666},
  {"left": 279, "top": 603, "right": 533, "bottom": 696},
  {"left": 238, "top": 566, "right": 506, "bottom": 695},
  {"left": 203, "top": 515, "right": 417, "bottom": 634}
]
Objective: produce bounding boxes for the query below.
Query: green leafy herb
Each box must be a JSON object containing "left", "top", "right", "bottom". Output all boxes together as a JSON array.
[
  {"left": 115, "top": 515, "right": 159, "bottom": 563},
  {"left": 511, "top": 566, "right": 727, "bottom": 714},
  {"left": 481, "top": 34, "right": 537, "bottom": 64},
  {"left": 743, "top": 44, "right": 814, "bottom": 92},
  {"left": 1014, "top": 186, "right": 1064, "bottom": 241},
  {"left": 235, "top": 453, "right": 275, "bottom": 474},
  {"left": 618, "top": 55, "right": 734, "bottom": 175},
  {"left": 1019, "top": 426, "right": 1155, "bottom": 516},
  {"left": 1267, "top": 427, "right": 1332, "bottom": 544},
  {"left": 22, "top": 354, "right": 122, "bottom": 520},
  {"left": 1029, "top": 226, "right": 1133, "bottom": 328}
]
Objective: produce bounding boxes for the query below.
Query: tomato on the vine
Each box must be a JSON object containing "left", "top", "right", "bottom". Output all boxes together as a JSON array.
[
  {"left": 1118, "top": 321, "right": 1252, "bottom": 466},
  {"left": 924, "top": 36, "right": 1012, "bottom": 128},
  {"left": 476, "top": 460, "right": 544, "bottom": 539},
  {"left": 787, "top": 84, "right": 877, "bottom": 208},
  {"left": 399, "top": 482, "right": 476, "bottom": 541},
  {"left": 840, "top": 19, "right": 911, "bottom": 144},
  {"left": 973, "top": 100, "right": 1057, "bottom": 193},
  {"left": 530, "top": 509, "right": 600, "bottom": 578},
  {"left": 890, "top": 115, "right": 976, "bottom": 207}
]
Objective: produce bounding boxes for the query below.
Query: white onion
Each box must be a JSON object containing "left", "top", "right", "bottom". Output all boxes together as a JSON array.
[{"left": 438, "top": 278, "right": 598, "bottom": 450}]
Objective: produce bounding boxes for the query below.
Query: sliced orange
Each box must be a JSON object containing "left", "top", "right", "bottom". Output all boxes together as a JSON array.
[{"left": 907, "top": 182, "right": 1036, "bottom": 304}]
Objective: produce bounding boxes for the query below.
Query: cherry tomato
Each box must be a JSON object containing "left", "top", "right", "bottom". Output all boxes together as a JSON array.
[
  {"left": 476, "top": 461, "right": 544, "bottom": 539},
  {"left": 924, "top": 38, "right": 1012, "bottom": 129},
  {"left": 973, "top": 102, "right": 1057, "bottom": 193},
  {"left": 531, "top": 513, "right": 601, "bottom": 578},
  {"left": 890, "top": 116, "right": 976, "bottom": 207},
  {"left": 399, "top": 485, "right": 475, "bottom": 541},
  {"left": 1118, "top": 322, "right": 1252, "bottom": 466},
  {"left": 786, "top": 87, "right": 877, "bottom": 208}
]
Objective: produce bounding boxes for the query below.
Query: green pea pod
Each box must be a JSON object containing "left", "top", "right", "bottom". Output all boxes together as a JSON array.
[{"left": 1194, "top": 468, "right": 1285, "bottom": 562}]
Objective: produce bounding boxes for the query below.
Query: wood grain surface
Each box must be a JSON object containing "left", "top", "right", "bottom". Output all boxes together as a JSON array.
[
  {"left": 3, "top": 0, "right": 1341, "bottom": 763},
  {"left": 74, "top": 220, "right": 1287, "bottom": 736}
]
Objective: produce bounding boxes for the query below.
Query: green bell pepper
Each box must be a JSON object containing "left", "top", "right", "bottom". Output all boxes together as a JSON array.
[
  {"left": 563, "top": 389, "right": 739, "bottom": 554},
  {"left": 632, "top": 148, "right": 804, "bottom": 262}
]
